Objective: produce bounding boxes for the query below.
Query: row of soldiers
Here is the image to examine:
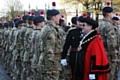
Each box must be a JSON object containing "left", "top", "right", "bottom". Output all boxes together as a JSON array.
[
  {"left": 0, "top": 2, "right": 120, "bottom": 80},
  {"left": 0, "top": 8, "right": 72, "bottom": 80}
]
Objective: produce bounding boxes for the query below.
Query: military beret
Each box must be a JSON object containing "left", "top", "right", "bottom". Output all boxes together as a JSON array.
[
  {"left": 33, "top": 16, "right": 44, "bottom": 25},
  {"left": 0, "top": 23, "right": 3, "bottom": 28},
  {"left": 46, "top": 9, "right": 60, "bottom": 16},
  {"left": 9, "top": 21, "right": 14, "bottom": 27},
  {"left": 112, "top": 17, "right": 119, "bottom": 20},
  {"left": 4, "top": 22, "right": 9, "bottom": 27},
  {"left": 13, "top": 18, "right": 20, "bottom": 23},
  {"left": 22, "top": 15, "right": 29, "bottom": 21},
  {"left": 71, "top": 16, "right": 78, "bottom": 25},
  {"left": 77, "top": 16, "right": 84, "bottom": 22},
  {"left": 82, "top": 18, "right": 98, "bottom": 29},
  {"left": 64, "top": 26, "right": 70, "bottom": 30},
  {"left": 102, "top": 7, "right": 113, "bottom": 13},
  {"left": 59, "top": 19, "right": 64, "bottom": 24},
  {"left": 15, "top": 21, "right": 18, "bottom": 27},
  {"left": 17, "top": 20, "right": 23, "bottom": 25},
  {"left": 27, "top": 16, "right": 34, "bottom": 21}
]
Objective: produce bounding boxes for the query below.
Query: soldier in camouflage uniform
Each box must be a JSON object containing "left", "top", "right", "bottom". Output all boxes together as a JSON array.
[
  {"left": 10, "top": 18, "right": 20, "bottom": 79},
  {"left": 58, "top": 19, "right": 66, "bottom": 46},
  {"left": 3, "top": 22, "right": 10, "bottom": 69},
  {"left": 22, "top": 15, "right": 34, "bottom": 80},
  {"left": 30, "top": 16, "right": 45, "bottom": 80},
  {"left": 112, "top": 16, "right": 120, "bottom": 80},
  {"left": 41, "top": 9, "right": 62, "bottom": 80},
  {"left": 13, "top": 20, "right": 24, "bottom": 80},
  {"left": 98, "top": 7, "right": 118, "bottom": 80},
  {"left": 20, "top": 15, "right": 29, "bottom": 80},
  {"left": 6, "top": 21, "right": 14, "bottom": 75},
  {"left": 0, "top": 23, "right": 4, "bottom": 64}
]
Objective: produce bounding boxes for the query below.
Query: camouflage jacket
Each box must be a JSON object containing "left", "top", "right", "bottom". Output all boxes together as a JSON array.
[
  {"left": 98, "top": 18, "right": 118, "bottom": 59},
  {"left": 24, "top": 26, "right": 33, "bottom": 49},
  {"left": 41, "top": 21, "right": 62, "bottom": 54},
  {"left": 31, "top": 28, "right": 42, "bottom": 67}
]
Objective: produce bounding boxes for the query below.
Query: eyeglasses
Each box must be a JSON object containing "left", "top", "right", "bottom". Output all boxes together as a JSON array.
[
  {"left": 79, "top": 23, "right": 89, "bottom": 26},
  {"left": 83, "top": 24, "right": 85, "bottom": 26}
]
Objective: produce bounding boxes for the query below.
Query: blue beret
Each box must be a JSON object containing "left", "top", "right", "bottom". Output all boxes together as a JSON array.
[
  {"left": 33, "top": 16, "right": 44, "bottom": 25},
  {"left": 9, "top": 21, "right": 14, "bottom": 27},
  {"left": 64, "top": 26, "right": 70, "bottom": 30},
  {"left": 15, "top": 21, "right": 18, "bottom": 27},
  {"left": 102, "top": 7, "right": 113, "bottom": 13},
  {"left": 27, "top": 16, "right": 34, "bottom": 21},
  {"left": 0, "top": 23, "right": 3, "bottom": 28},
  {"left": 14, "top": 18, "right": 19, "bottom": 22},
  {"left": 59, "top": 19, "right": 64, "bottom": 23},
  {"left": 82, "top": 18, "right": 98, "bottom": 29},
  {"left": 112, "top": 17, "right": 119, "bottom": 20},
  {"left": 4, "top": 22, "right": 9, "bottom": 27},
  {"left": 71, "top": 17, "right": 78, "bottom": 25},
  {"left": 77, "top": 16, "right": 84, "bottom": 22},
  {"left": 17, "top": 20, "right": 23, "bottom": 25},
  {"left": 22, "top": 15, "right": 29, "bottom": 21},
  {"left": 47, "top": 10, "right": 60, "bottom": 16}
]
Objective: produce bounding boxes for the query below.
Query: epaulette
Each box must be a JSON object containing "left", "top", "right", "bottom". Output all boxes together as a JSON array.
[{"left": 68, "top": 27, "right": 77, "bottom": 32}]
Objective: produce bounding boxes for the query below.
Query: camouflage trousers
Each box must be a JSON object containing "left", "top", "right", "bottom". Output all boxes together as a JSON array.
[
  {"left": 108, "top": 56, "right": 117, "bottom": 80},
  {"left": 43, "top": 53, "right": 62, "bottom": 80}
]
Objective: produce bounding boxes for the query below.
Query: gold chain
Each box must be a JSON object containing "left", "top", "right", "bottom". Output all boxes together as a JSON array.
[{"left": 77, "top": 35, "right": 98, "bottom": 51}]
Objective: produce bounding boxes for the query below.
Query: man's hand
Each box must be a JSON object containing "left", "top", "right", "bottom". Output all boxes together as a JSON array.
[{"left": 61, "top": 59, "right": 67, "bottom": 66}]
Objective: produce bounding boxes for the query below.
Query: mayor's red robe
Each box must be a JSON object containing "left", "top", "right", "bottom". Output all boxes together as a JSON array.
[{"left": 75, "top": 30, "right": 110, "bottom": 80}]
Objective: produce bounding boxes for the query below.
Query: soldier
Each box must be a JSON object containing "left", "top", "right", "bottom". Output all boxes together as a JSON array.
[
  {"left": 3, "top": 22, "right": 10, "bottom": 69},
  {"left": 71, "top": 16, "right": 78, "bottom": 28},
  {"left": 11, "top": 18, "right": 19, "bottom": 79},
  {"left": 19, "top": 15, "right": 29, "bottom": 79},
  {"left": 6, "top": 21, "right": 14, "bottom": 75},
  {"left": 22, "top": 15, "right": 34, "bottom": 80},
  {"left": 61, "top": 16, "right": 84, "bottom": 80},
  {"left": 0, "top": 23, "right": 4, "bottom": 63},
  {"left": 29, "top": 16, "right": 45, "bottom": 80},
  {"left": 98, "top": 6, "right": 118, "bottom": 80},
  {"left": 20, "top": 15, "right": 29, "bottom": 53},
  {"left": 13, "top": 20, "right": 24, "bottom": 80},
  {"left": 112, "top": 16, "right": 120, "bottom": 80},
  {"left": 58, "top": 19, "right": 66, "bottom": 46},
  {"left": 41, "top": 9, "right": 62, "bottom": 80}
]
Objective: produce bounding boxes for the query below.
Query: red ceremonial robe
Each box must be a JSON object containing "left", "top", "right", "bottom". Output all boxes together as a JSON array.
[
  {"left": 75, "top": 30, "right": 110, "bottom": 80},
  {"left": 72, "top": 31, "right": 110, "bottom": 80}
]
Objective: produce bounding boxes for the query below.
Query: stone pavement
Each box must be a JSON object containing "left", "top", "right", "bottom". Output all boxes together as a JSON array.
[
  {"left": 0, "top": 64, "right": 12, "bottom": 80},
  {"left": 0, "top": 63, "right": 119, "bottom": 80}
]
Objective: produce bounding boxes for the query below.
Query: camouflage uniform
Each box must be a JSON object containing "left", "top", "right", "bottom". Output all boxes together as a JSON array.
[
  {"left": 3, "top": 28, "right": 10, "bottom": 69},
  {"left": 58, "top": 26, "right": 71, "bottom": 80},
  {"left": 114, "top": 25, "right": 120, "bottom": 80},
  {"left": 58, "top": 26, "right": 65, "bottom": 46},
  {"left": 0, "top": 28, "right": 4, "bottom": 63},
  {"left": 22, "top": 25, "right": 33, "bottom": 80},
  {"left": 9, "top": 27, "right": 17, "bottom": 77},
  {"left": 20, "top": 24, "right": 28, "bottom": 80},
  {"left": 98, "top": 18, "right": 118, "bottom": 80},
  {"left": 6, "top": 28, "right": 12, "bottom": 74},
  {"left": 31, "top": 27, "right": 42, "bottom": 80},
  {"left": 41, "top": 21, "right": 62, "bottom": 80}
]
